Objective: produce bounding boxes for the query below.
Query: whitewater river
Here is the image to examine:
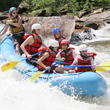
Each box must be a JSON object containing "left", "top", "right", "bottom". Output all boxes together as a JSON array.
[{"left": 0, "top": 23, "right": 110, "bottom": 110}]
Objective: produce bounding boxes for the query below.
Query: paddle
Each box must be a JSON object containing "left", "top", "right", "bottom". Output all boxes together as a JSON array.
[
  {"left": 30, "top": 60, "right": 62, "bottom": 81},
  {"left": 60, "top": 61, "right": 110, "bottom": 72},
  {"left": 1, "top": 52, "right": 41, "bottom": 72},
  {"left": 97, "top": 61, "right": 110, "bottom": 70},
  {"left": 64, "top": 64, "right": 109, "bottom": 73},
  {"left": 0, "top": 24, "right": 8, "bottom": 34}
]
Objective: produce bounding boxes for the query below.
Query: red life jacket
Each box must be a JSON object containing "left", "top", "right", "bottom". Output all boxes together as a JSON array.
[
  {"left": 37, "top": 48, "right": 56, "bottom": 71},
  {"left": 24, "top": 34, "right": 42, "bottom": 54},
  {"left": 55, "top": 36, "right": 65, "bottom": 49},
  {"left": 60, "top": 48, "right": 75, "bottom": 64},
  {"left": 75, "top": 52, "right": 97, "bottom": 72}
]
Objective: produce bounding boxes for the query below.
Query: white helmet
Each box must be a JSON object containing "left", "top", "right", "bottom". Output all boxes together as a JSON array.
[
  {"left": 48, "top": 39, "right": 59, "bottom": 47},
  {"left": 79, "top": 44, "right": 87, "bottom": 51},
  {"left": 31, "top": 23, "right": 42, "bottom": 30}
]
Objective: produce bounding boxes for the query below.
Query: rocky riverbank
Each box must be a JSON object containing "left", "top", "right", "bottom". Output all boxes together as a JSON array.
[{"left": 0, "top": 8, "right": 110, "bottom": 42}]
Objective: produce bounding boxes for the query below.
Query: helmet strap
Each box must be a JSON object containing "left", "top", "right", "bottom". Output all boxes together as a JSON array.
[
  {"left": 49, "top": 46, "right": 57, "bottom": 54},
  {"left": 32, "top": 30, "right": 38, "bottom": 36}
]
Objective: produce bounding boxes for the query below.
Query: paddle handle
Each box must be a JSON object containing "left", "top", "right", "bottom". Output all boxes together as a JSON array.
[
  {"left": 64, "top": 65, "right": 93, "bottom": 67},
  {"left": 22, "top": 52, "right": 41, "bottom": 61},
  {"left": 60, "top": 62, "right": 71, "bottom": 65},
  {"left": 0, "top": 24, "right": 8, "bottom": 34},
  {"left": 45, "top": 60, "right": 62, "bottom": 71}
]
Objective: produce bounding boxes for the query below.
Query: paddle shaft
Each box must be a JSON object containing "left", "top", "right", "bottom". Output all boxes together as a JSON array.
[
  {"left": 45, "top": 60, "right": 62, "bottom": 72},
  {"left": 64, "top": 65, "right": 92, "bottom": 68},
  {"left": 64, "top": 65, "right": 110, "bottom": 68},
  {"left": 0, "top": 24, "right": 8, "bottom": 34},
  {"left": 21, "top": 51, "right": 41, "bottom": 62}
]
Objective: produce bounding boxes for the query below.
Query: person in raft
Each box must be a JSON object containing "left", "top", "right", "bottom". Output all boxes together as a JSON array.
[
  {"left": 63, "top": 44, "right": 96, "bottom": 73},
  {"left": 0, "top": 7, "right": 25, "bottom": 54},
  {"left": 37, "top": 39, "right": 61, "bottom": 72},
  {"left": 56, "top": 39, "right": 77, "bottom": 65},
  {"left": 52, "top": 27, "right": 65, "bottom": 50},
  {"left": 21, "top": 23, "right": 46, "bottom": 66}
]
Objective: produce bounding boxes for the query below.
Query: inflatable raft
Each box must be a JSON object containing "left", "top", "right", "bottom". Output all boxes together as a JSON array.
[{"left": 0, "top": 35, "right": 107, "bottom": 96}]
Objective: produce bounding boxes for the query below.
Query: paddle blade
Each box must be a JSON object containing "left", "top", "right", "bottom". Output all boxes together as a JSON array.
[
  {"left": 100, "top": 61, "right": 110, "bottom": 65},
  {"left": 30, "top": 70, "right": 45, "bottom": 82},
  {"left": 1, "top": 61, "right": 21, "bottom": 72},
  {"left": 97, "top": 61, "right": 110, "bottom": 71},
  {"left": 96, "top": 66, "right": 109, "bottom": 73}
]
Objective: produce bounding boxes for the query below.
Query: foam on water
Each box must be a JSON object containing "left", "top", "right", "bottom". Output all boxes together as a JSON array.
[{"left": 0, "top": 75, "right": 110, "bottom": 110}]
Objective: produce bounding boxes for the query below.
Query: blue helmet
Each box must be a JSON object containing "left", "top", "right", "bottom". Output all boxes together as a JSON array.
[
  {"left": 52, "top": 27, "right": 61, "bottom": 35},
  {"left": 9, "top": 7, "right": 16, "bottom": 13}
]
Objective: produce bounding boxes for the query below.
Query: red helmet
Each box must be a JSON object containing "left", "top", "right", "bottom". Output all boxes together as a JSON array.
[{"left": 61, "top": 39, "right": 70, "bottom": 46}]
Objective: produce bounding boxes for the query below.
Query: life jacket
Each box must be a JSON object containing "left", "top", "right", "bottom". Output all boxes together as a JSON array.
[
  {"left": 87, "top": 52, "right": 97, "bottom": 60},
  {"left": 37, "top": 48, "right": 56, "bottom": 71},
  {"left": 24, "top": 33, "right": 42, "bottom": 55},
  {"left": 55, "top": 36, "right": 65, "bottom": 49},
  {"left": 60, "top": 47, "right": 75, "bottom": 64},
  {"left": 76, "top": 52, "right": 97, "bottom": 72},
  {"left": 9, "top": 17, "right": 24, "bottom": 34}
]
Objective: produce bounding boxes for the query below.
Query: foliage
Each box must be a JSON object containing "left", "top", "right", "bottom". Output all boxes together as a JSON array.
[
  {"left": 1, "top": 0, "right": 110, "bottom": 16},
  {"left": 22, "top": 0, "right": 110, "bottom": 16}
]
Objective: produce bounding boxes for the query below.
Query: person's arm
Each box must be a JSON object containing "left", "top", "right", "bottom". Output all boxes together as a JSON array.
[
  {"left": 20, "top": 36, "right": 34, "bottom": 58},
  {"left": 37, "top": 52, "right": 50, "bottom": 69},
  {"left": 55, "top": 51, "right": 61, "bottom": 61},
  {"left": 91, "top": 58, "right": 96, "bottom": 71},
  {"left": 55, "top": 51, "right": 66, "bottom": 61},
  {"left": 11, "top": 15, "right": 22, "bottom": 27},
  {"left": 0, "top": 25, "right": 8, "bottom": 36},
  {"left": 15, "top": 43, "right": 20, "bottom": 54},
  {"left": 72, "top": 50, "right": 77, "bottom": 59}
]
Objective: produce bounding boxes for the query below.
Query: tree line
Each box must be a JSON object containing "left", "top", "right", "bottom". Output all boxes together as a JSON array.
[{"left": 0, "top": 0, "right": 110, "bottom": 16}]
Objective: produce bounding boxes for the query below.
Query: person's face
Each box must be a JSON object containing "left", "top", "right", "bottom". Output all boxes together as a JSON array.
[
  {"left": 35, "top": 29, "right": 40, "bottom": 34},
  {"left": 62, "top": 44, "right": 68, "bottom": 50},
  {"left": 53, "top": 47, "right": 58, "bottom": 51},
  {"left": 80, "top": 50, "right": 87, "bottom": 57},
  {"left": 12, "top": 10, "right": 17, "bottom": 17},
  {"left": 55, "top": 32, "right": 61, "bottom": 39}
]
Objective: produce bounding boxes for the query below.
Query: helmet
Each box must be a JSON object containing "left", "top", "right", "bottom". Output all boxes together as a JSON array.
[
  {"left": 61, "top": 39, "right": 70, "bottom": 46},
  {"left": 52, "top": 27, "right": 61, "bottom": 35},
  {"left": 9, "top": 7, "right": 16, "bottom": 13},
  {"left": 79, "top": 44, "right": 87, "bottom": 51},
  {"left": 48, "top": 39, "right": 59, "bottom": 47},
  {"left": 31, "top": 23, "right": 42, "bottom": 30}
]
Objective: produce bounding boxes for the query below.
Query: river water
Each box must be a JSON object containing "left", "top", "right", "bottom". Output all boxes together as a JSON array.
[{"left": 0, "top": 23, "right": 110, "bottom": 110}]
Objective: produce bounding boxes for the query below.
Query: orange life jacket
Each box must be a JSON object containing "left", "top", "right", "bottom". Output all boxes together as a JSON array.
[
  {"left": 75, "top": 52, "right": 97, "bottom": 72},
  {"left": 24, "top": 34, "right": 42, "bottom": 55},
  {"left": 60, "top": 47, "right": 75, "bottom": 64},
  {"left": 37, "top": 48, "right": 56, "bottom": 71}
]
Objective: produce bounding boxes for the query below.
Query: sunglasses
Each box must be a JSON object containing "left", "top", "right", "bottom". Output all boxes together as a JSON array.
[{"left": 12, "top": 12, "right": 17, "bottom": 14}]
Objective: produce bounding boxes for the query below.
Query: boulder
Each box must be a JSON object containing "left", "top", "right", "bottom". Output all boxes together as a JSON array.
[
  {"left": 80, "top": 11, "right": 110, "bottom": 23},
  {"left": 24, "top": 15, "right": 75, "bottom": 39}
]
